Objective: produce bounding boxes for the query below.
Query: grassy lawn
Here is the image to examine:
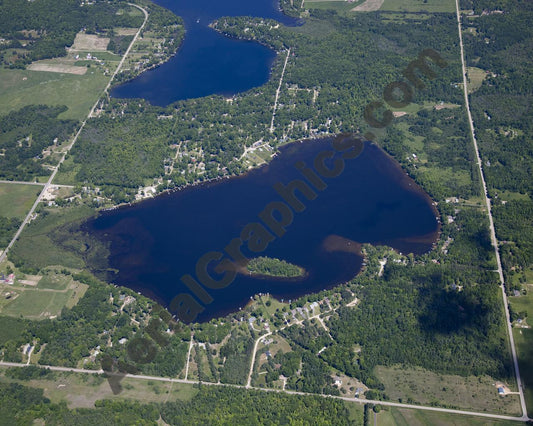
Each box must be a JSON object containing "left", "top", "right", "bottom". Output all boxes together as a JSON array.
[
  {"left": 0, "top": 183, "right": 41, "bottom": 219},
  {"left": 382, "top": 406, "right": 519, "bottom": 425},
  {"left": 513, "top": 327, "right": 533, "bottom": 418},
  {"left": 37, "top": 271, "right": 72, "bottom": 290},
  {"left": 380, "top": 0, "right": 455, "bottom": 13},
  {"left": 0, "top": 287, "right": 80, "bottom": 320},
  {"left": 343, "top": 401, "right": 364, "bottom": 424},
  {"left": 305, "top": 1, "right": 365, "bottom": 14},
  {"left": 375, "top": 365, "right": 521, "bottom": 415},
  {"left": 467, "top": 67, "right": 487, "bottom": 93},
  {"left": 0, "top": 67, "right": 111, "bottom": 121}
]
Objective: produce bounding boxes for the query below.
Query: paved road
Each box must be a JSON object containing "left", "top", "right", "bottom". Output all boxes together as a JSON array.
[
  {"left": 0, "top": 360, "right": 528, "bottom": 422},
  {"left": 0, "top": 4, "right": 149, "bottom": 266},
  {"left": 455, "top": 0, "right": 528, "bottom": 418}
]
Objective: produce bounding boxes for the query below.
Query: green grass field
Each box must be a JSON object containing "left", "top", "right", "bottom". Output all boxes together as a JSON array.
[
  {"left": 380, "top": 0, "right": 455, "bottom": 13},
  {"left": 0, "top": 183, "right": 41, "bottom": 219},
  {"left": 377, "top": 406, "right": 520, "bottom": 425},
  {"left": 305, "top": 0, "right": 365, "bottom": 14},
  {"left": 375, "top": 365, "right": 521, "bottom": 415},
  {"left": 37, "top": 271, "right": 72, "bottom": 290},
  {"left": 514, "top": 327, "right": 533, "bottom": 418},
  {"left": 2, "top": 288, "right": 74, "bottom": 319},
  {"left": 467, "top": 67, "right": 487, "bottom": 93},
  {"left": 0, "top": 67, "right": 110, "bottom": 121}
]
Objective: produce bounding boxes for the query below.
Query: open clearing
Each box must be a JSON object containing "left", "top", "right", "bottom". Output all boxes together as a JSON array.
[
  {"left": 0, "top": 67, "right": 111, "bottom": 120},
  {"left": 304, "top": 0, "right": 365, "bottom": 14},
  {"left": 0, "top": 369, "right": 197, "bottom": 409},
  {"left": 0, "top": 280, "right": 87, "bottom": 320},
  {"left": 380, "top": 0, "right": 455, "bottom": 13},
  {"left": 0, "top": 183, "right": 40, "bottom": 219},
  {"left": 467, "top": 66, "right": 487, "bottom": 93},
  {"left": 510, "top": 284, "right": 533, "bottom": 417},
  {"left": 375, "top": 365, "right": 521, "bottom": 416},
  {"left": 27, "top": 63, "right": 87, "bottom": 75},
  {"left": 115, "top": 27, "right": 138, "bottom": 36},
  {"left": 351, "top": 0, "right": 384, "bottom": 12},
  {"left": 377, "top": 406, "right": 519, "bottom": 425},
  {"left": 70, "top": 33, "right": 110, "bottom": 51}
]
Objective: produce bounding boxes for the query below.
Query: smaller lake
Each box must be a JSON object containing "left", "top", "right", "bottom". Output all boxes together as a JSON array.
[
  {"left": 83, "top": 136, "right": 439, "bottom": 323},
  {"left": 110, "top": 0, "right": 298, "bottom": 105}
]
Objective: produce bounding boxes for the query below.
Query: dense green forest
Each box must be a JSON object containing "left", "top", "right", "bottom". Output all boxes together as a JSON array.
[
  {"left": 0, "top": 216, "right": 21, "bottom": 248},
  {"left": 247, "top": 256, "right": 305, "bottom": 278}
]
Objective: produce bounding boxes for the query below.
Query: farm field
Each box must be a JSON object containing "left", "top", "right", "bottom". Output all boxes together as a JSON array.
[
  {"left": 0, "top": 66, "right": 112, "bottom": 121},
  {"left": 305, "top": 0, "right": 365, "bottom": 14},
  {"left": 0, "top": 183, "right": 40, "bottom": 219},
  {"left": 380, "top": 0, "right": 455, "bottom": 13},
  {"left": 0, "top": 279, "right": 87, "bottom": 320}
]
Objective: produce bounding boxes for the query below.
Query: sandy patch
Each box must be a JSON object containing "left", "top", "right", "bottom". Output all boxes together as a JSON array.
[
  {"left": 393, "top": 111, "right": 407, "bottom": 117},
  {"left": 28, "top": 63, "right": 88, "bottom": 75},
  {"left": 18, "top": 275, "right": 41, "bottom": 286},
  {"left": 351, "top": 0, "right": 384, "bottom": 12},
  {"left": 115, "top": 28, "right": 138, "bottom": 36},
  {"left": 71, "top": 32, "right": 110, "bottom": 51}
]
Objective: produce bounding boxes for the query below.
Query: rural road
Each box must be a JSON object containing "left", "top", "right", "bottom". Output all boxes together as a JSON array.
[
  {"left": 0, "top": 3, "right": 149, "bottom": 266},
  {"left": 270, "top": 48, "right": 291, "bottom": 133},
  {"left": 0, "top": 360, "right": 529, "bottom": 422},
  {"left": 455, "top": 0, "right": 528, "bottom": 418},
  {"left": 246, "top": 331, "right": 272, "bottom": 387}
]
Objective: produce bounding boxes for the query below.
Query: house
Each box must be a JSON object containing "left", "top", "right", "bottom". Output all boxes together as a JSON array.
[{"left": 498, "top": 387, "right": 505, "bottom": 395}]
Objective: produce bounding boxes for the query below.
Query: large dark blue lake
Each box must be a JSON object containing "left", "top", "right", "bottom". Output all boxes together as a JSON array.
[
  {"left": 110, "top": 0, "right": 297, "bottom": 105},
  {"left": 84, "top": 137, "right": 439, "bottom": 323}
]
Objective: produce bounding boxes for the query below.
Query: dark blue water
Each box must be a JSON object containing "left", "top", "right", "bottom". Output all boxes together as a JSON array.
[
  {"left": 110, "top": 0, "right": 297, "bottom": 105},
  {"left": 84, "top": 136, "right": 439, "bottom": 323}
]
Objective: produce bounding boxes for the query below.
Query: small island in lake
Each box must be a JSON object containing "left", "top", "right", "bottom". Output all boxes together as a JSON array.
[{"left": 246, "top": 256, "right": 306, "bottom": 278}]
